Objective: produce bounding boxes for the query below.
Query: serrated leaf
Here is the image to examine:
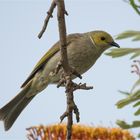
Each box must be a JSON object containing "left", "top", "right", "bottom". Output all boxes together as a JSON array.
[
  {"left": 116, "top": 97, "right": 133, "bottom": 108},
  {"left": 130, "top": 52, "right": 140, "bottom": 59},
  {"left": 133, "top": 101, "right": 140, "bottom": 107},
  {"left": 131, "top": 79, "right": 140, "bottom": 92},
  {"left": 118, "top": 90, "right": 130, "bottom": 96},
  {"left": 116, "top": 30, "right": 140, "bottom": 40},
  {"left": 106, "top": 48, "right": 140, "bottom": 59},
  {"left": 116, "top": 90, "right": 140, "bottom": 108},
  {"left": 132, "top": 90, "right": 140, "bottom": 98},
  {"left": 131, "top": 120, "right": 140, "bottom": 128},
  {"left": 132, "top": 35, "right": 140, "bottom": 41},
  {"left": 137, "top": 133, "right": 140, "bottom": 138},
  {"left": 105, "top": 48, "right": 133, "bottom": 57},
  {"left": 130, "top": 0, "right": 140, "bottom": 15},
  {"left": 134, "top": 108, "right": 140, "bottom": 116},
  {"left": 117, "top": 120, "right": 140, "bottom": 129},
  {"left": 116, "top": 120, "right": 131, "bottom": 129}
]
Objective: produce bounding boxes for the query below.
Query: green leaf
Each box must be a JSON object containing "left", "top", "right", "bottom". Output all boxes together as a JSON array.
[
  {"left": 116, "top": 120, "right": 131, "bottom": 129},
  {"left": 133, "top": 101, "right": 140, "bottom": 107},
  {"left": 119, "top": 90, "right": 130, "bottom": 96},
  {"left": 137, "top": 133, "right": 140, "bottom": 138},
  {"left": 130, "top": 52, "right": 140, "bottom": 59},
  {"left": 130, "top": 0, "right": 140, "bottom": 15},
  {"left": 134, "top": 108, "right": 140, "bottom": 115},
  {"left": 132, "top": 35, "right": 140, "bottom": 41},
  {"left": 131, "top": 79, "right": 140, "bottom": 93},
  {"left": 116, "top": 30, "right": 140, "bottom": 40},
  {"left": 116, "top": 90, "right": 140, "bottom": 108},
  {"left": 116, "top": 97, "right": 133, "bottom": 109},
  {"left": 117, "top": 120, "right": 140, "bottom": 129},
  {"left": 105, "top": 48, "right": 140, "bottom": 59}
]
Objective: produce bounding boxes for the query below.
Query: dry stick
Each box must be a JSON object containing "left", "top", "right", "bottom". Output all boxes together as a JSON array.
[
  {"left": 56, "top": 1, "right": 94, "bottom": 139},
  {"left": 37, "top": 0, "right": 93, "bottom": 139},
  {"left": 38, "top": 0, "right": 56, "bottom": 39},
  {"left": 38, "top": 0, "right": 75, "bottom": 138},
  {"left": 56, "top": 1, "right": 74, "bottom": 139}
]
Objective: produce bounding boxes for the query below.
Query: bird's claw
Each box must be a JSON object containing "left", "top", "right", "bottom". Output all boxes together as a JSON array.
[{"left": 60, "top": 101, "right": 80, "bottom": 123}]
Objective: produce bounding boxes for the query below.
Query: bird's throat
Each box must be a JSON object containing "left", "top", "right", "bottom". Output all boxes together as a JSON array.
[{"left": 89, "top": 35, "right": 98, "bottom": 49}]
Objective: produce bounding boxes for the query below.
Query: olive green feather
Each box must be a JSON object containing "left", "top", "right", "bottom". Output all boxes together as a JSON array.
[{"left": 21, "top": 34, "right": 82, "bottom": 88}]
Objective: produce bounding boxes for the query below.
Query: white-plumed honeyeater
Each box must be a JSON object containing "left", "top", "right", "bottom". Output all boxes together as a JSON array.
[{"left": 0, "top": 30, "right": 120, "bottom": 131}]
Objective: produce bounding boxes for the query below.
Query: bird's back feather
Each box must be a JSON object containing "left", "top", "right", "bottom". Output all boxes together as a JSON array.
[{"left": 21, "top": 33, "right": 83, "bottom": 88}]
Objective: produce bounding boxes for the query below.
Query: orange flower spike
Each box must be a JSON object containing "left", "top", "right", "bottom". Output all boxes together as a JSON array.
[
  {"left": 114, "top": 128, "right": 124, "bottom": 140},
  {"left": 62, "top": 124, "right": 66, "bottom": 135},
  {"left": 46, "top": 126, "right": 53, "bottom": 139},
  {"left": 53, "top": 125, "right": 60, "bottom": 139},
  {"left": 77, "top": 125, "right": 86, "bottom": 139},
  {"left": 98, "top": 127, "right": 109, "bottom": 139},
  {"left": 44, "top": 127, "right": 50, "bottom": 139},
  {"left": 71, "top": 125, "right": 79, "bottom": 139},
  {"left": 27, "top": 124, "right": 135, "bottom": 140},
  {"left": 92, "top": 127, "right": 102, "bottom": 139},
  {"left": 60, "top": 124, "right": 66, "bottom": 139},
  {"left": 41, "top": 126, "right": 47, "bottom": 140},
  {"left": 122, "top": 130, "right": 135, "bottom": 140},
  {"left": 90, "top": 127, "right": 97, "bottom": 138},
  {"left": 58, "top": 124, "right": 65, "bottom": 137},
  {"left": 84, "top": 126, "right": 92, "bottom": 139}
]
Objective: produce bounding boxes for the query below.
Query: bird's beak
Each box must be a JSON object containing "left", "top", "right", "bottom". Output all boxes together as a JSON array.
[{"left": 110, "top": 41, "right": 120, "bottom": 48}]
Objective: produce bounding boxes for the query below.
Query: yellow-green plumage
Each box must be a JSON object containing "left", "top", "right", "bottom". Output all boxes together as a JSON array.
[
  {"left": 0, "top": 30, "right": 120, "bottom": 131},
  {"left": 21, "top": 33, "right": 81, "bottom": 88}
]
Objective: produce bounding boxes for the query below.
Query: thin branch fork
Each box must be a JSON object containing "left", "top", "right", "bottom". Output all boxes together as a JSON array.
[
  {"left": 38, "top": 0, "right": 93, "bottom": 140},
  {"left": 56, "top": 1, "right": 75, "bottom": 139},
  {"left": 38, "top": 0, "right": 68, "bottom": 39},
  {"left": 38, "top": 0, "right": 56, "bottom": 39}
]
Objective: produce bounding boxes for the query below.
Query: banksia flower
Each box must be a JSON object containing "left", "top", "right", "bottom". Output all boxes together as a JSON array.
[{"left": 26, "top": 124, "right": 135, "bottom": 140}]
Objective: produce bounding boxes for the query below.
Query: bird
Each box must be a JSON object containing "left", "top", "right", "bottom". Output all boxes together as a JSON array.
[{"left": 0, "top": 30, "right": 120, "bottom": 131}]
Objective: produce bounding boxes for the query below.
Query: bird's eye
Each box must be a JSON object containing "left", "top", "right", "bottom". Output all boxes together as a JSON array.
[{"left": 101, "top": 37, "right": 105, "bottom": 41}]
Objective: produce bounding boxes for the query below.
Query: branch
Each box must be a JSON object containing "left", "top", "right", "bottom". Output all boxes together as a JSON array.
[
  {"left": 56, "top": 1, "right": 75, "bottom": 139},
  {"left": 38, "top": 1, "right": 93, "bottom": 140},
  {"left": 56, "top": 0, "right": 69, "bottom": 72},
  {"left": 38, "top": 0, "right": 56, "bottom": 39}
]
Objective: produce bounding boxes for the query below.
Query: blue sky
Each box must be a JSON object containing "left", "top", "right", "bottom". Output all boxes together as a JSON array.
[{"left": 0, "top": 0, "right": 140, "bottom": 139}]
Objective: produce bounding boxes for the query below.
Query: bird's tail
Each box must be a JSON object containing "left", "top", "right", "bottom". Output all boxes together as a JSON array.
[{"left": 0, "top": 83, "right": 35, "bottom": 131}]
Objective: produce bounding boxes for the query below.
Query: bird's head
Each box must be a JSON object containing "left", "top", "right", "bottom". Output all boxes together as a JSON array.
[{"left": 89, "top": 31, "right": 120, "bottom": 50}]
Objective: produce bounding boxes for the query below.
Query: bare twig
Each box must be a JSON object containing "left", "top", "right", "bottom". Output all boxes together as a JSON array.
[
  {"left": 38, "top": 0, "right": 56, "bottom": 39},
  {"left": 38, "top": 0, "right": 93, "bottom": 139},
  {"left": 73, "top": 83, "right": 93, "bottom": 91},
  {"left": 56, "top": 1, "right": 75, "bottom": 138}
]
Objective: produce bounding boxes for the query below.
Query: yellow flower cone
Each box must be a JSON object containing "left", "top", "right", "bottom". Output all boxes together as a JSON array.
[{"left": 26, "top": 124, "right": 135, "bottom": 140}]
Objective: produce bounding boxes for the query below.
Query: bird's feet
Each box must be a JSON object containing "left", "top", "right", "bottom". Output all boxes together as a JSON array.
[{"left": 60, "top": 100, "right": 80, "bottom": 123}]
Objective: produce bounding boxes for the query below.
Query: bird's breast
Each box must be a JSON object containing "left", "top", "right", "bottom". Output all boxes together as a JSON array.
[
  {"left": 67, "top": 40, "right": 98, "bottom": 74},
  {"left": 42, "top": 38, "right": 100, "bottom": 84}
]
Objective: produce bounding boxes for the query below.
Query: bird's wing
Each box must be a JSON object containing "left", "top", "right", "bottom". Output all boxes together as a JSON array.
[
  {"left": 21, "top": 33, "right": 82, "bottom": 88},
  {"left": 21, "top": 42, "right": 60, "bottom": 88}
]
